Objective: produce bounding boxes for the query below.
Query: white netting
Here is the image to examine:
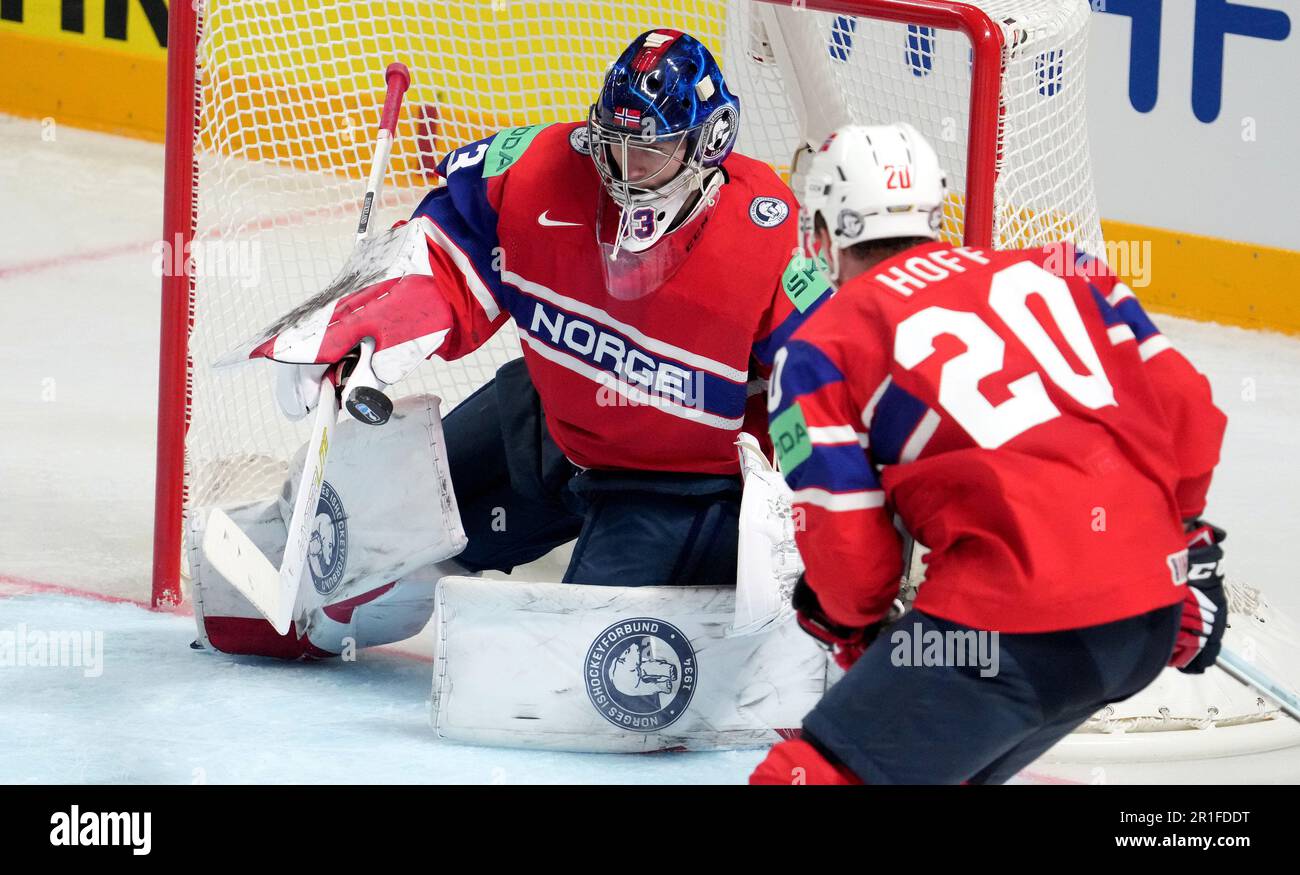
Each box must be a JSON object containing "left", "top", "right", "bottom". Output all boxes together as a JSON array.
[
  {"left": 1041, "top": 579, "right": 1300, "bottom": 771},
  {"left": 1075, "top": 581, "right": 1300, "bottom": 735},
  {"left": 184, "top": 0, "right": 1100, "bottom": 513}
]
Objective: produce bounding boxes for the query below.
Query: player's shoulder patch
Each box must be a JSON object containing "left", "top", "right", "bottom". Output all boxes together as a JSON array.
[
  {"left": 749, "top": 195, "right": 790, "bottom": 228},
  {"left": 721, "top": 151, "right": 794, "bottom": 230},
  {"left": 568, "top": 124, "right": 591, "bottom": 155},
  {"left": 482, "top": 123, "right": 553, "bottom": 178}
]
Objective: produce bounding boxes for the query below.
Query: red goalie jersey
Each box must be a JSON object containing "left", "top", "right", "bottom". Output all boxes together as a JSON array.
[
  {"left": 769, "top": 242, "right": 1227, "bottom": 633},
  {"left": 401, "top": 121, "right": 816, "bottom": 475}
]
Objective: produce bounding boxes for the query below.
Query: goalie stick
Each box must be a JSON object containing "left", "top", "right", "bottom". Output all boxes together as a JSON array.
[
  {"left": 1218, "top": 647, "right": 1300, "bottom": 723},
  {"left": 202, "top": 63, "right": 411, "bottom": 635}
]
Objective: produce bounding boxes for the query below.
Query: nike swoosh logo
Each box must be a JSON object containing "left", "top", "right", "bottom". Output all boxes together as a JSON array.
[{"left": 538, "top": 210, "right": 582, "bottom": 227}]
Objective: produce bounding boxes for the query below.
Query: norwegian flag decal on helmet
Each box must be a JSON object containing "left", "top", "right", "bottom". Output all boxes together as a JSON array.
[{"left": 613, "top": 106, "right": 642, "bottom": 127}]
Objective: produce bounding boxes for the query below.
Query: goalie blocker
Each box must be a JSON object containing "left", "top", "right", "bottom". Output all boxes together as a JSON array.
[{"left": 189, "top": 394, "right": 467, "bottom": 657}]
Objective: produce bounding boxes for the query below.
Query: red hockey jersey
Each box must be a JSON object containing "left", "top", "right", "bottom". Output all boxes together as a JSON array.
[
  {"left": 405, "top": 121, "right": 822, "bottom": 474},
  {"left": 768, "top": 242, "right": 1227, "bottom": 633}
]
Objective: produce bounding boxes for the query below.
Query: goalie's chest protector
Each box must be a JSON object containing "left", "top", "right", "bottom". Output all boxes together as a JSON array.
[{"left": 488, "top": 123, "right": 794, "bottom": 474}]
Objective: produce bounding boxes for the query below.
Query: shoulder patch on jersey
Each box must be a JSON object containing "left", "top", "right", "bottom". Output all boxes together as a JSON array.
[
  {"left": 568, "top": 125, "right": 591, "bottom": 155},
  {"left": 483, "top": 123, "right": 552, "bottom": 178},
  {"left": 749, "top": 195, "right": 790, "bottom": 228},
  {"left": 770, "top": 402, "right": 812, "bottom": 471},
  {"left": 782, "top": 253, "right": 833, "bottom": 313}
]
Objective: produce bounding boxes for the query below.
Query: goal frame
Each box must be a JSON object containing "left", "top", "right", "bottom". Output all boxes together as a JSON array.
[{"left": 152, "top": 0, "right": 1006, "bottom": 607}]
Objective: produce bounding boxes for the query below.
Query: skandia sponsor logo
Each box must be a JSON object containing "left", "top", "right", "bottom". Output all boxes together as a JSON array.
[
  {"left": 528, "top": 303, "right": 706, "bottom": 409},
  {"left": 307, "top": 481, "right": 348, "bottom": 596},
  {"left": 585, "top": 618, "right": 696, "bottom": 731},
  {"left": 50, "top": 806, "right": 151, "bottom": 856}
]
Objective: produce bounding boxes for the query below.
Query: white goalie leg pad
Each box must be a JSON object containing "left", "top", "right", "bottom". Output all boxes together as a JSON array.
[
  {"left": 430, "top": 577, "right": 831, "bottom": 752},
  {"left": 190, "top": 393, "right": 467, "bottom": 655}
]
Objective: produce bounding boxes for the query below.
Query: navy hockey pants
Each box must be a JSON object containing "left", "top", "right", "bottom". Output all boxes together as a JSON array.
[
  {"left": 803, "top": 604, "right": 1182, "bottom": 784},
  {"left": 442, "top": 358, "right": 742, "bottom": 587}
]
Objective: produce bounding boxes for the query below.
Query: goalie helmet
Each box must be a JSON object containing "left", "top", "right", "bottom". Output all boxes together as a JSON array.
[
  {"left": 589, "top": 29, "right": 739, "bottom": 269},
  {"left": 800, "top": 123, "right": 947, "bottom": 278}
]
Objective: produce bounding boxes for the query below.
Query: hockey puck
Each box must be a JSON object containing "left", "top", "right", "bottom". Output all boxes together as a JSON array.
[{"left": 345, "top": 385, "right": 393, "bottom": 425}]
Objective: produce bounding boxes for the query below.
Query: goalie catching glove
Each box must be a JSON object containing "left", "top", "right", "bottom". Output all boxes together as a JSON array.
[
  {"left": 792, "top": 575, "right": 886, "bottom": 670},
  {"left": 218, "top": 220, "right": 457, "bottom": 421},
  {"left": 1168, "top": 520, "right": 1228, "bottom": 674}
]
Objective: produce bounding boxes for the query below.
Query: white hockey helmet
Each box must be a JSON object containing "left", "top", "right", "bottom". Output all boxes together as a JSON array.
[{"left": 800, "top": 123, "right": 947, "bottom": 276}]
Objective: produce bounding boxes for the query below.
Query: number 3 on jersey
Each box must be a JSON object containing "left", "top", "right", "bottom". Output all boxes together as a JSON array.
[
  {"left": 894, "top": 261, "right": 1116, "bottom": 449},
  {"left": 445, "top": 142, "right": 488, "bottom": 175}
]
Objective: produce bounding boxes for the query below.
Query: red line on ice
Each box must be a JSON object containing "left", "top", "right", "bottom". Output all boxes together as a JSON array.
[
  {"left": 0, "top": 240, "right": 156, "bottom": 280},
  {"left": 0, "top": 572, "right": 192, "bottom": 615},
  {"left": 0, "top": 572, "right": 437, "bottom": 662},
  {"left": 0, "top": 193, "right": 415, "bottom": 281},
  {"left": 1017, "top": 769, "right": 1086, "bottom": 785}
]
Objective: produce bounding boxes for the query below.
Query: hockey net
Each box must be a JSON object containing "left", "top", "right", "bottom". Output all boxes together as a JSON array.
[{"left": 157, "top": 0, "right": 1102, "bottom": 601}]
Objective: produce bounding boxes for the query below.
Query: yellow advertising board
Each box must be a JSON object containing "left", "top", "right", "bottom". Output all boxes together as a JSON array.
[{"left": 0, "top": 0, "right": 168, "bottom": 139}]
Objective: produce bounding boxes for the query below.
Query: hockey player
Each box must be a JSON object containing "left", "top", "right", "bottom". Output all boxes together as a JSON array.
[
  {"left": 201, "top": 30, "right": 829, "bottom": 657},
  {"left": 751, "top": 124, "right": 1229, "bottom": 784}
]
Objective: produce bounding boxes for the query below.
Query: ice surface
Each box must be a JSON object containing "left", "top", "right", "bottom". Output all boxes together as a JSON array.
[
  {"left": 0, "top": 589, "right": 764, "bottom": 784},
  {"left": 1, "top": 115, "right": 1298, "bottom": 783}
]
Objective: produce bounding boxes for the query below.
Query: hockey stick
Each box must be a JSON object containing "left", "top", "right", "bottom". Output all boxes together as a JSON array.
[
  {"left": 201, "top": 63, "right": 411, "bottom": 635},
  {"left": 203, "top": 370, "right": 339, "bottom": 634},
  {"left": 1217, "top": 647, "right": 1300, "bottom": 724}
]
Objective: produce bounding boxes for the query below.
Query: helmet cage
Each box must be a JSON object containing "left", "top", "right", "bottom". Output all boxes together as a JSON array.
[{"left": 587, "top": 106, "right": 704, "bottom": 211}]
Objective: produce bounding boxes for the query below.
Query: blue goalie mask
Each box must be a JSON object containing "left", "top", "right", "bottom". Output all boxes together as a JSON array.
[{"left": 589, "top": 29, "right": 739, "bottom": 266}]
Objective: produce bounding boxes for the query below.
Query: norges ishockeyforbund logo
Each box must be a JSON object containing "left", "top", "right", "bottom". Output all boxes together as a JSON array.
[
  {"left": 699, "top": 105, "right": 738, "bottom": 162},
  {"left": 749, "top": 196, "right": 789, "bottom": 228},
  {"left": 585, "top": 618, "right": 697, "bottom": 731},
  {"left": 307, "top": 480, "right": 348, "bottom": 596}
]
